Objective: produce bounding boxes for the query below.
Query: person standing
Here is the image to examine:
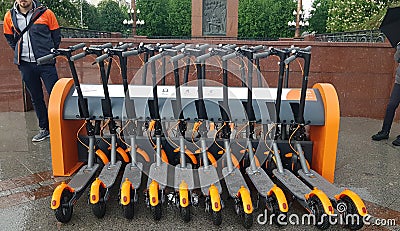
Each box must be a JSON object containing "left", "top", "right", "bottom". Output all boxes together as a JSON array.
[
  {"left": 3, "top": 0, "right": 61, "bottom": 142},
  {"left": 372, "top": 43, "right": 400, "bottom": 145}
]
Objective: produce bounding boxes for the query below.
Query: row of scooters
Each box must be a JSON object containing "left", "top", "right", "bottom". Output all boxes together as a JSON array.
[{"left": 41, "top": 42, "right": 367, "bottom": 230}]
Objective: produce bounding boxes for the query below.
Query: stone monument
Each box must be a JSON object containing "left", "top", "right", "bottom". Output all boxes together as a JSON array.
[{"left": 192, "top": 0, "right": 238, "bottom": 38}]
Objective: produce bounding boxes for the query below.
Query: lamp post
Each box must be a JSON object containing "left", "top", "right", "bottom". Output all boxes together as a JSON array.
[
  {"left": 287, "top": 0, "right": 309, "bottom": 38},
  {"left": 123, "top": 8, "right": 145, "bottom": 37}
]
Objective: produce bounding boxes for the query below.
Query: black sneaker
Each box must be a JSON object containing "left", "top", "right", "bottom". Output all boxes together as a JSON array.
[
  {"left": 392, "top": 136, "right": 400, "bottom": 146},
  {"left": 32, "top": 129, "right": 50, "bottom": 142},
  {"left": 371, "top": 130, "right": 389, "bottom": 141}
]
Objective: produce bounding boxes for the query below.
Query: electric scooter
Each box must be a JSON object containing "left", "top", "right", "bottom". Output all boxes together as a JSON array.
[
  {"left": 284, "top": 47, "right": 368, "bottom": 230},
  {"left": 39, "top": 43, "right": 109, "bottom": 223},
  {"left": 262, "top": 46, "right": 335, "bottom": 230}
]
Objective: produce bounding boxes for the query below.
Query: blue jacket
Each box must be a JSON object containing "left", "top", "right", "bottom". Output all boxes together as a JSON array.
[{"left": 3, "top": 0, "right": 61, "bottom": 65}]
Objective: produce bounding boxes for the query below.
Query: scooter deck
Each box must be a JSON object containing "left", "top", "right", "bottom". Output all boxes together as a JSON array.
[
  {"left": 121, "top": 162, "right": 143, "bottom": 190},
  {"left": 273, "top": 169, "right": 311, "bottom": 200},
  {"left": 198, "top": 166, "right": 222, "bottom": 195},
  {"left": 298, "top": 169, "right": 343, "bottom": 199},
  {"left": 222, "top": 167, "right": 248, "bottom": 198},
  {"left": 147, "top": 162, "right": 168, "bottom": 189},
  {"left": 69, "top": 164, "right": 100, "bottom": 192},
  {"left": 246, "top": 167, "right": 275, "bottom": 198},
  {"left": 174, "top": 164, "right": 195, "bottom": 190},
  {"left": 98, "top": 161, "right": 122, "bottom": 188}
]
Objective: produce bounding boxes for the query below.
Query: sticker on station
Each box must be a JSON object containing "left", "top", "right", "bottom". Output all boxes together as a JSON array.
[{"left": 73, "top": 85, "right": 317, "bottom": 101}]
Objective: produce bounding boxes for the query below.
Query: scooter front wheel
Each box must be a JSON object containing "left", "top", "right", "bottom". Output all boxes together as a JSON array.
[
  {"left": 211, "top": 210, "right": 222, "bottom": 226},
  {"left": 308, "top": 195, "right": 330, "bottom": 230},
  {"left": 180, "top": 205, "right": 191, "bottom": 222},
  {"left": 340, "top": 196, "right": 364, "bottom": 230},
  {"left": 151, "top": 203, "right": 162, "bottom": 220},
  {"left": 122, "top": 189, "right": 135, "bottom": 219},
  {"left": 266, "top": 194, "right": 287, "bottom": 226},
  {"left": 92, "top": 187, "right": 107, "bottom": 218},
  {"left": 54, "top": 190, "right": 73, "bottom": 223}
]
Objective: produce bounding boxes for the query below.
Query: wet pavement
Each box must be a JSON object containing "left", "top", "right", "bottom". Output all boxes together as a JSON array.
[{"left": 0, "top": 111, "right": 399, "bottom": 230}]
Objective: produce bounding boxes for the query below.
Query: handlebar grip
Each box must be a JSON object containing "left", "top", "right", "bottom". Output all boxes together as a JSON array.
[
  {"left": 170, "top": 53, "right": 186, "bottom": 63},
  {"left": 195, "top": 52, "right": 213, "bottom": 63},
  {"left": 221, "top": 52, "right": 238, "bottom": 61},
  {"left": 223, "top": 44, "right": 237, "bottom": 50},
  {"left": 173, "top": 43, "right": 185, "bottom": 50},
  {"left": 159, "top": 44, "right": 173, "bottom": 49},
  {"left": 118, "top": 43, "right": 132, "bottom": 50},
  {"left": 301, "top": 46, "right": 312, "bottom": 52},
  {"left": 69, "top": 43, "right": 86, "bottom": 52},
  {"left": 253, "top": 51, "right": 271, "bottom": 59},
  {"left": 122, "top": 49, "right": 139, "bottom": 58},
  {"left": 37, "top": 53, "right": 56, "bottom": 65},
  {"left": 148, "top": 53, "right": 164, "bottom": 62},
  {"left": 240, "top": 45, "right": 249, "bottom": 50},
  {"left": 197, "top": 44, "right": 210, "bottom": 51},
  {"left": 70, "top": 52, "right": 87, "bottom": 62},
  {"left": 95, "top": 53, "right": 110, "bottom": 63},
  {"left": 252, "top": 45, "right": 264, "bottom": 51},
  {"left": 284, "top": 55, "right": 297, "bottom": 65},
  {"left": 90, "top": 42, "right": 113, "bottom": 49}
]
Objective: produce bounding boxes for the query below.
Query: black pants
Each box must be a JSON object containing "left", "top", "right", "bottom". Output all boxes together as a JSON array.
[
  {"left": 382, "top": 83, "right": 400, "bottom": 133},
  {"left": 18, "top": 61, "right": 58, "bottom": 130}
]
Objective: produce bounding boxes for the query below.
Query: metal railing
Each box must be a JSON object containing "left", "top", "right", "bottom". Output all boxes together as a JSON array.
[
  {"left": 314, "top": 30, "right": 386, "bottom": 43},
  {"left": 60, "top": 27, "right": 112, "bottom": 38}
]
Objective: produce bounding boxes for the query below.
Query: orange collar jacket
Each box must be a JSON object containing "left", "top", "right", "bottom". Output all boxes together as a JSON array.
[{"left": 3, "top": 0, "right": 61, "bottom": 65}]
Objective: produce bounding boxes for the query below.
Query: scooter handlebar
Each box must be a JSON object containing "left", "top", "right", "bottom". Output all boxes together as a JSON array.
[
  {"left": 284, "top": 55, "right": 297, "bottom": 65},
  {"left": 70, "top": 52, "right": 87, "bottom": 62},
  {"left": 222, "top": 44, "right": 237, "bottom": 50},
  {"left": 170, "top": 53, "right": 186, "bottom": 63},
  {"left": 251, "top": 45, "right": 264, "bottom": 51},
  {"left": 195, "top": 52, "right": 213, "bottom": 63},
  {"left": 69, "top": 43, "right": 86, "bottom": 51},
  {"left": 159, "top": 44, "right": 173, "bottom": 49},
  {"left": 37, "top": 53, "right": 57, "bottom": 65},
  {"left": 90, "top": 42, "right": 113, "bottom": 49},
  {"left": 196, "top": 44, "right": 210, "bottom": 51},
  {"left": 222, "top": 52, "right": 238, "bottom": 61},
  {"left": 301, "top": 46, "right": 312, "bottom": 52},
  {"left": 95, "top": 53, "right": 110, "bottom": 63},
  {"left": 148, "top": 53, "right": 164, "bottom": 63},
  {"left": 122, "top": 49, "right": 139, "bottom": 58},
  {"left": 173, "top": 43, "right": 185, "bottom": 50},
  {"left": 117, "top": 43, "right": 132, "bottom": 50},
  {"left": 253, "top": 51, "right": 272, "bottom": 59}
]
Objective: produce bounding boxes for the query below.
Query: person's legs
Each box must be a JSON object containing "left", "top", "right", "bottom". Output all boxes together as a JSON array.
[
  {"left": 18, "top": 61, "right": 48, "bottom": 130},
  {"left": 39, "top": 64, "right": 58, "bottom": 95},
  {"left": 382, "top": 83, "right": 400, "bottom": 132}
]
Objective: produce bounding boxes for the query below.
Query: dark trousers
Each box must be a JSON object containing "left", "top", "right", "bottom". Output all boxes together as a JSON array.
[
  {"left": 18, "top": 61, "right": 58, "bottom": 130},
  {"left": 382, "top": 83, "right": 400, "bottom": 133}
]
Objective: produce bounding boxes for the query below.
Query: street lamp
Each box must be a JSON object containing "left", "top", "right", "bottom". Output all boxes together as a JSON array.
[
  {"left": 123, "top": 8, "right": 145, "bottom": 37},
  {"left": 287, "top": 0, "right": 309, "bottom": 38}
]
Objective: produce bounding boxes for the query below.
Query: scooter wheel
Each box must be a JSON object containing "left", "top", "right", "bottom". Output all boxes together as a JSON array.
[
  {"left": 180, "top": 205, "right": 191, "bottom": 222},
  {"left": 267, "top": 194, "right": 287, "bottom": 226},
  {"left": 211, "top": 210, "right": 222, "bottom": 226},
  {"left": 92, "top": 187, "right": 107, "bottom": 218},
  {"left": 151, "top": 203, "right": 162, "bottom": 220},
  {"left": 243, "top": 212, "right": 253, "bottom": 229},
  {"left": 308, "top": 196, "right": 330, "bottom": 230},
  {"left": 122, "top": 193, "right": 135, "bottom": 220},
  {"left": 54, "top": 190, "right": 73, "bottom": 223},
  {"left": 340, "top": 196, "right": 364, "bottom": 230}
]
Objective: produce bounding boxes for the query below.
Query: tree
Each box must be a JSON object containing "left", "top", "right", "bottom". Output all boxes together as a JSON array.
[
  {"left": 136, "top": 0, "right": 169, "bottom": 36},
  {"left": 41, "top": 0, "right": 79, "bottom": 27},
  {"left": 166, "top": 0, "right": 191, "bottom": 37},
  {"left": 82, "top": 0, "right": 99, "bottom": 30},
  {"left": 307, "top": 0, "right": 330, "bottom": 34},
  {"left": 327, "top": 0, "right": 400, "bottom": 32},
  {"left": 97, "top": 0, "right": 128, "bottom": 33},
  {"left": 238, "top": 0, "right": 296, "bottom": 39},
  {"left": 0, "top": 0, "right": 13, "bottom": 19}
]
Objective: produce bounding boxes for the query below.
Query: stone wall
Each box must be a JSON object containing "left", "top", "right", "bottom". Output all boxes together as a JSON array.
[{"left": 0, "top": 26, "right": 397, "bottom": 119}]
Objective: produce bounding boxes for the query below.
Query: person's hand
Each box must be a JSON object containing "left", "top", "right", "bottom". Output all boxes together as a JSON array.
[{"left": 395, "top": 43, "right": 400, "bottom": 63}]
